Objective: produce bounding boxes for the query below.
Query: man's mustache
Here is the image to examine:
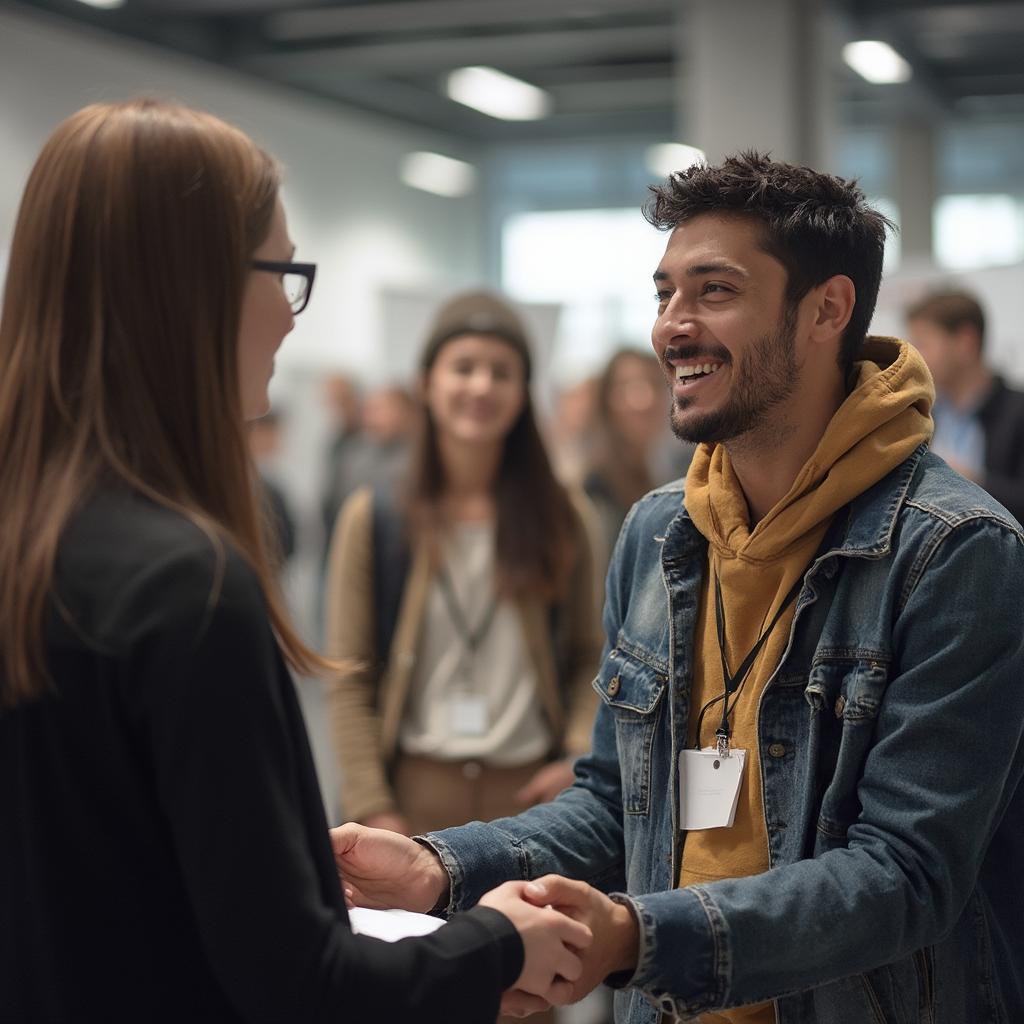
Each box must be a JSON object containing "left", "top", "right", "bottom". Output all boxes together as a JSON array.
[{"left": 663, "top": 344, "right": 731, "bottom": 364}]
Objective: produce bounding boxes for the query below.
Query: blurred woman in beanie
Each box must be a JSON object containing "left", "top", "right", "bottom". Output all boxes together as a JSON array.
[{"left": 324, "top": 293, "right": 602, "bottom": 892}]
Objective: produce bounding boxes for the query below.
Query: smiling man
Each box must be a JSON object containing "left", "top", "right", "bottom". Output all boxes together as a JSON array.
[{"left": 331, "top": 153, "right": 1024, "bottom": 1023}]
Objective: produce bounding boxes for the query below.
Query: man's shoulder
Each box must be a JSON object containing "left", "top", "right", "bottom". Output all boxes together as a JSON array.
[
  {"left": 902, "top": 449, "right": 1024, "bottom": 538},
  {"left": 625, "top": 478, "right": 687, "bottom": 530}
]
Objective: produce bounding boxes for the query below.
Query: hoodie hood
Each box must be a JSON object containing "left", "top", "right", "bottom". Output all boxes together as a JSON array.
[{"left": 685, "top": 336, "right": 934, "bottom": 562}]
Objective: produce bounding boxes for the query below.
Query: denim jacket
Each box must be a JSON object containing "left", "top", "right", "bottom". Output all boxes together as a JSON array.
[{"left": 427, "top": 445, "right": 1024, "bottom": 1023}]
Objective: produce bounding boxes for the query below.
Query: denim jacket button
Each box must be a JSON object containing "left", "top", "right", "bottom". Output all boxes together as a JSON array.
[
  {"left": 768, "top": 742, "right": 787, "bottom": 759},
  {"left": 607, "top": 675, "right": 621, "bottom": 698},
  {"left": 462, "top": 760, "right": 482, "bottom": 780}
]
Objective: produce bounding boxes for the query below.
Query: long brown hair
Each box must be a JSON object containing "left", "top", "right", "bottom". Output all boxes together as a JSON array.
[
  {"left": 0, "top": 98, "right": 326, "bottom": 707},
  {"left": 405, "top": 293, "right": 578, "bottom": 602},
  {"left": 588, "top": 348, "right": 663, "bottom": 510}
]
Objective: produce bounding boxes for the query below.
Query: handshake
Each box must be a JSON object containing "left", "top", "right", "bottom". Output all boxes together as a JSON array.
[{"left": 331, "top": 823, "right": 639, "bottom": 1016}]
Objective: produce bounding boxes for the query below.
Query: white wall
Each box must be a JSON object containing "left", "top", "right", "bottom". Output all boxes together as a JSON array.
[
  {"left": 874, "top": 259, "right": 1024, "bottom": 387},
  {"left": 0, "top": 8, "right": 493, "bottom": 718},
  {"left": 0, "top": 6, "right": 485, "bottom": 378}
]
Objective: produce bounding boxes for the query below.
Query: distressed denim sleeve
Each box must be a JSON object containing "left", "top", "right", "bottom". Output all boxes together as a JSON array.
[{"left": 631, "top": 515, "right": 1024, "bottom": 1018}]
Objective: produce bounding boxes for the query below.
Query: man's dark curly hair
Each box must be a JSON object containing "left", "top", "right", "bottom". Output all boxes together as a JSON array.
[{"left": 644, "top": 151, "right": 894, "bottom": 372}]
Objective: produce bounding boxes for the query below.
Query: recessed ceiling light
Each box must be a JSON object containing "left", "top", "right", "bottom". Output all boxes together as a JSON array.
[
  {"left": 646, "top": 143, "right": 707, "bottom": 178},
  {"left": 399, "top": 152, "right": 476, "bottom": 198},
  {"left": 842, "top": 41, "right": 912, "bottom": 85},
  {"left": 446, "top": 66, "right": 551, "bottom": 121},
  {"left": 75, "top": 0, "right": 125, "bottom": 8}
]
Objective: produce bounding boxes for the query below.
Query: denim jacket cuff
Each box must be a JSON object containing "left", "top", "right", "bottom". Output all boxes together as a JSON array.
[
  {"left": 605, "top": 893, "right": 648, "bottom": 990},
  {"left": 619, "top": 885, "right": 728, "bottom": 1020},
  {"left": 411, "top": 836, "right": 454, "bottom": 917},
  {"left": 420, "top": 821, "right": 531, "bottom": 913}
]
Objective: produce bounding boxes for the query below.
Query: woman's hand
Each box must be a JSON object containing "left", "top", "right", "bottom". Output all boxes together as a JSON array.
[
  {"left": 478, "top": 880, "right": 592, "bottom": 1008},
  {"left": 502, "top": 874, "right": 638, "bottom": 1010},
  {"left": 330, "top": 822, "right": 448, "bottom": 913}
]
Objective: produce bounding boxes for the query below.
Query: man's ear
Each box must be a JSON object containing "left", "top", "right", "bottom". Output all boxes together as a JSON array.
[{"left": 809, "top": 275, "right": 856, "bottom": 345}]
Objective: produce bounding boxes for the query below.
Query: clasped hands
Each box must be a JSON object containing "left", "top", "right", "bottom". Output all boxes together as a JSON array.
[{"left": 330, "top": 822, "right": 639, "bottom": 1018}]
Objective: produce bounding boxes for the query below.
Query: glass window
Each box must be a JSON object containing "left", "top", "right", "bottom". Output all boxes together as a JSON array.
[
  {"left": 933, "top": 194, "right": 1024, "bottom": 270},
  {"left": 502, "top": 208, "right": 667, "bottom": 379}
]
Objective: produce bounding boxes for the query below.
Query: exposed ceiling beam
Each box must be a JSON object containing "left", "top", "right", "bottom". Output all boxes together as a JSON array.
[
  {"left": 240, "top": 24, "right": 672, "bottom": 76},
  {"left": 262, "top": 0, "right": 671, "bottom": 42},
  {"left": 851, "top": 0, "right": 1023, "bottom": 12},
  {"left": 547, "top": 77, "right": 675, "bottom": 114}
]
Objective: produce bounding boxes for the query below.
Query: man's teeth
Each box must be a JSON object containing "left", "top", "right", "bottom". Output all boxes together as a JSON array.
[{"left": 675, "top": 362, "right": 723, "bottom": 381}]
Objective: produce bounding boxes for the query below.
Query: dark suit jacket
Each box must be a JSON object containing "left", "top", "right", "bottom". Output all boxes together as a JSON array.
[
  {"left": 0, "top": 487, "right": 521, "bottom": 1023},
  {"left": 978, "top": 375, "right": 1024, "bottom": 526}
]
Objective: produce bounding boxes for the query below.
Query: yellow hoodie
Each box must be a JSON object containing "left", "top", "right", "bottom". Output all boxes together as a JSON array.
[{"left": 679, "top": 338, "right": 933, "bottom": 1024}]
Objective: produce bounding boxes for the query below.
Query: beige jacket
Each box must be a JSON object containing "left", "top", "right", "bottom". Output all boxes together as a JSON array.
[{"left": 325, "top": 486, "right": 604, "bottom": 823}]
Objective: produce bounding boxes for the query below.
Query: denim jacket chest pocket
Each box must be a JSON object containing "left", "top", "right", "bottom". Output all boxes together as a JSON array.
[
  {"left": 593, "top": 645, "right": 667, "bottom": 815},
  {"left": 804, "top": 656, "right": 889, "bottom": 847}
]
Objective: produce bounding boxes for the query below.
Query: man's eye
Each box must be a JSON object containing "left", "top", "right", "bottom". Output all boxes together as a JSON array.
[
  {"left": 703, "top": 283, "right": 731, "bottom": 295},
  {"left": 654, "top": 291, "right": 671, "bottom": 303}
]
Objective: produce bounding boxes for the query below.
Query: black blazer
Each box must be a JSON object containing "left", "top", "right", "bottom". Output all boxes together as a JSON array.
[
  {"left": 0, "top": 487, "right": 521, "bottom": 1023},
  {"left": 978, "top": 375, "right": 1024, "bottom": 526}
]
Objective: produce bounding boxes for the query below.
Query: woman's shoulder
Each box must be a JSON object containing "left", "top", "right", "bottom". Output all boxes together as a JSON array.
[{"left": 54, "top": 487, "right": 262, "bottom": 653}]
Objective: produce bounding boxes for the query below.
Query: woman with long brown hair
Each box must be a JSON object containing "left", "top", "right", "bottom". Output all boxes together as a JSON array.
[
  {"left": 582, "top": 347, "right": 688, "bottom": 571},
  {"left": 0, "top": 99, "right": 590, "bottom": 1022},
  {"left": 325, "top": 292, "right": 603, "bottom": 875}
]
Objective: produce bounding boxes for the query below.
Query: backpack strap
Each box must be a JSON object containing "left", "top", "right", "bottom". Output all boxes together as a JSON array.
[{"left": 370, "top": 482, "right": 411, "bottom": 667}]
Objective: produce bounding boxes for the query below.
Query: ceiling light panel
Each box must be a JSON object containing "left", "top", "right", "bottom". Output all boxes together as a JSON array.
[
  {"left": 399, "top": 152, "right": 476, "bottom": 198},
  {"left": 842, "top": 41, "right": 912, "bottom": 85},
  {"left": 446, "top": 66, "right": 552, "bottom": 121}
]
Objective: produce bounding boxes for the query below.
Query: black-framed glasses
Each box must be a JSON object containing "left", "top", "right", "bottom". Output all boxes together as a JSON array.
[{"left": 251, "top": 259, "right": 317, "bottom": 314}]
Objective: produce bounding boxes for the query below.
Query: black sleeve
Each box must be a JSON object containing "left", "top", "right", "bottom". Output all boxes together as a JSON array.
[
  {"left": 980, "top": 384, "right": 1024, "bottom": 526},
  {"left": 132, "top": 546, "right": 522, "bottom": 1024}
]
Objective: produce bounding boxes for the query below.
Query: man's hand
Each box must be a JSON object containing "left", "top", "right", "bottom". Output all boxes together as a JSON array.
[
  {"left": 330, "top": 822, "right": 448, "bottom": 913},
  {"left": 478, "top": 880, "right": 592, "bottom": 1012},
  {"left": 499, "top": 875, "right": 639, "bottom": 1012},
  {"left": 515, "top": 759, "right": 577, "bottom": 807}
]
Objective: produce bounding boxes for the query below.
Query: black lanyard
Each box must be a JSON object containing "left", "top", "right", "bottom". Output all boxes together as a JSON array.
[
  {"left": 436, "top": 566, "right": 499, "bottom": 664},
  {"left": 710, "top": 568, "right": 804, "bottom": 755}
]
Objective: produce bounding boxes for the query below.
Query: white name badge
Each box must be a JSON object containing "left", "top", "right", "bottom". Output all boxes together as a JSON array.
[
  {"left": 678, "top": 747, "right": 746, "bottom": 830},
  {"left": 449, "top": 694, "right": 488, "bottom": 737}
]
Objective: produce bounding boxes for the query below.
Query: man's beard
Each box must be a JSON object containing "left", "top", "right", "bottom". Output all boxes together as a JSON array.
[{"left": 670, "top": 304, "right": 799, "bottom": 446}]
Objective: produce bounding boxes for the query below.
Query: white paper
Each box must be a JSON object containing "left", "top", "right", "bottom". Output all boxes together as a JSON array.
[
  {"left": 678, "top": 747, "right": 746, "bottom": 830},
  {"left": 348, "top": 907, "right": 446, "bottom": 942}
]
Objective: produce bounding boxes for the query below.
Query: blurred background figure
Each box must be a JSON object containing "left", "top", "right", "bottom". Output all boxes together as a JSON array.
[
  {"left": 322, "top": 293, "right": 602, "bottom": 925},
  {"left": 548, "top": 375, "right": 600, "bottom": 485},
  {"left": 907, "top": 290, "right": 1024, "bottom": 525},
  {"left": 582, "top": 348, "right": 692, "bottom": 569},
  {"left": 249, "top": 410, "right": 297, "bottom": 574},
  {"left": 320, "top": 373, "right": 365, "bottom": 541},
  {"left": 320, "top": 376, "right": 415, "bottom": 546}
]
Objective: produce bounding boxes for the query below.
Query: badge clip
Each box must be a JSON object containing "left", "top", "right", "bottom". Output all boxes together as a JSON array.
[{"left": 715, "top": 728, "right": 730, "bottom": 758}]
